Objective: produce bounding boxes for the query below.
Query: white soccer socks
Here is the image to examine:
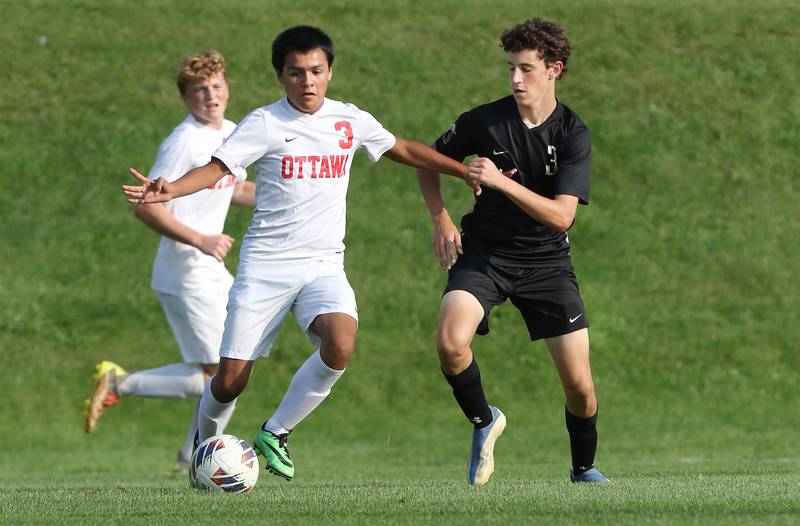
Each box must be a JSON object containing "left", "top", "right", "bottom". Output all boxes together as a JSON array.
[
  {"left": 178, "top": 398, "right": 201, "bottom": 463},
  {"left": 264, "top": 350, "right": 344, "bottom": 435},
  {"left": 197, "top": 378, "right": 236, "bottom": 442},
  {"left": 196, "top": 351, "right": 344, "bottom": 441},
  {"left": 115, "top": 363, "right": 205, "bottom": 399}
]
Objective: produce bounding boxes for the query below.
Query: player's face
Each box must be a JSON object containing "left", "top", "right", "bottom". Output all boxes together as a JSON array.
[
  {"left": 278, "top": 48, "right": 332, "bottom": 114},
  {"left": 507, "top": 50, "right": 561, "bottom": 105},
  {"left": 182, "top": 72, "right": 229, "bottom": 128}
]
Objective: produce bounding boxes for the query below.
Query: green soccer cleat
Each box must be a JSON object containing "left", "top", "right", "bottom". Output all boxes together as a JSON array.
[{"left": 253, "top": 429, "right": 294, "bottom": 480}]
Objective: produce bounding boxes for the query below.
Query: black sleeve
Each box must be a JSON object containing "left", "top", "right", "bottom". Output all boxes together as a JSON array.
[
  {"left": 554, "top": 125, "right": 591, "bottom": 205},
  {"left": 434, "top": 111, "right": 476, "bottom": 161}
]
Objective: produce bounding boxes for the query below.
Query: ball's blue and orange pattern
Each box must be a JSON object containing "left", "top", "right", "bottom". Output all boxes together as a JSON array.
[
  {"left": 191, "top": 436, "right": 225, "bottom": 483},
  {"left": 190, "top": 435, "right": 258, "bottom": 493},
  {"left": 239, "top": 438, "right": 257, "bottom": 469}
]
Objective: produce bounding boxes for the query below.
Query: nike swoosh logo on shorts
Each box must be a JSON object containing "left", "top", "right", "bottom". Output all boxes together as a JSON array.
[
  {"left": 285, "top": 136, "right": 299, "bottom": 142},
  {"left": 569, "top": 313, "right": 583, "bottom": 323},
  {"left": 492, "top": 149, "right": 507, "bottom": 155}
]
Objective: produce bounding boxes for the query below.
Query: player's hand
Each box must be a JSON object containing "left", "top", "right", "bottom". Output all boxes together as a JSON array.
[
  {"left": 467, "top": 157, "right": 517, "bottom": 191},
  {"left": 197, "top": 234, "right": 235, "bottom": 262},
  {"left": 464, "top": 172, "right": 482, "bottom": 197},
  {"left": 432, "top": 210, "right": 462, "bottom": 270},
  {"left": 122, "top": 168, "right": 175, "bottom": 204}
]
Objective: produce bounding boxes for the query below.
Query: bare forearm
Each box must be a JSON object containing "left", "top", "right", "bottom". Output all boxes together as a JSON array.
[
  {"left": 387, "top": 139, "right": 468, "bottom": 180},
  {"left": 170, "top": 158, "right": 229, "bottom": 198},
  {"left": 231, "top": 181, "right": 256, "bottom": 207},
  {"left": 134, "top": 203, "right": 202, "bottom": 247},
  {"left": 416, "top": 168, "right": 448, "bottom": 219},
  {"left": 496, "top": 178, "right": 577, "bottom": 231}
]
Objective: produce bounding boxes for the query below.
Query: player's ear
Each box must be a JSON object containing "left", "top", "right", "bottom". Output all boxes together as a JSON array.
[
  {"left": 276, "top": 68, "right": 288, "bottom": 87},
  {"left": 550, "top": 61, "right": 564, "bottom": 80}
]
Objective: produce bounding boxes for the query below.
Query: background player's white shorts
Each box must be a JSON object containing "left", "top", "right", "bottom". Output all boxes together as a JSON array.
[
  {"left": 219, "top": 258, "right": 358, "bottom": 361},
  {"left": 157, "top": 276, "right": 233, "bottom": 365}
]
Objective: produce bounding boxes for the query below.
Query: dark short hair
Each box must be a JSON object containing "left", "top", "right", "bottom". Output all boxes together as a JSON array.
[
  {"left": 271, "top": 26, "right": 334, "bottom": 73},
  {"left": 500, "top": 18, "right": 571, "bottom": 79}
]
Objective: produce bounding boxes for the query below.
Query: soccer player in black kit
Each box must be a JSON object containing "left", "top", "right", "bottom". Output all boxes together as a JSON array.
[{"left": 417, "top": 18, "right": 610, "bottom": 485}]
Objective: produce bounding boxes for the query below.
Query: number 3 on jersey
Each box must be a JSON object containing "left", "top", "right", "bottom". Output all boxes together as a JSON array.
[
  {"left": 335, "top": 121, "right": 353, "bottom": 149},
  {"left": 545, "top": 145, "right": 558, "bottom": 176}
]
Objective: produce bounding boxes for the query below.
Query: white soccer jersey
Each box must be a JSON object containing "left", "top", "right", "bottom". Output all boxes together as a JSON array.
[
  {"left": 148, "top": 114, "right": 247, "bottom": 294},
  {"left": 212, "top": 97, "right": 396, "bottom": 276}
]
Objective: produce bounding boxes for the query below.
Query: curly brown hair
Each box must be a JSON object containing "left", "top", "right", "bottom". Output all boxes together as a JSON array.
[
  {"left": 500, "top": 18, "right": 571, "bottom": 79},
  {"left": 176, "top": 50, "right": 227, "bottom": 95}
]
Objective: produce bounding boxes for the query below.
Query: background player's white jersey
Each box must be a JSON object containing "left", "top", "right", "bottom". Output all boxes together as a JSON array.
[
  {"left": 213, "top": 98, "right": 396, "bottom": 275},
  {"left": 148, "top": 114, "right": 247, "bottom": 294}
]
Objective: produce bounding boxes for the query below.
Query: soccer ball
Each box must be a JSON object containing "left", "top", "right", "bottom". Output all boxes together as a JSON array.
[{"left": 189, "top": 434, "right": 259, "bottom": 493}]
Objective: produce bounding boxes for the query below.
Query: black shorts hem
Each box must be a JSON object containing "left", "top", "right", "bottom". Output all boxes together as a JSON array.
[{"left": 528, "top": 320, "right": 589, "bottom": 341}]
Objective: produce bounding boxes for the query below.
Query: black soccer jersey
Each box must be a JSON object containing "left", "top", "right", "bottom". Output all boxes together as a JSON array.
[{"left": 435, "top": 96, "right": 591, "bottom": 267}]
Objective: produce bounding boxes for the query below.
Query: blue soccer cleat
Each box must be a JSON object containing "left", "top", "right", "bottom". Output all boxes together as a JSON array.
[
  {"left": 467, "top": 406, "right": 506, "bottom": 486},
  {"left": 570, "top": 466, "right": 611, "bottom": 484}
]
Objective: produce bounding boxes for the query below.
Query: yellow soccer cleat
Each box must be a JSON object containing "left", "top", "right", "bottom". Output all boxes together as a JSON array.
[{"left": 84, "top": 361, "right": 126, "bottom": 433}]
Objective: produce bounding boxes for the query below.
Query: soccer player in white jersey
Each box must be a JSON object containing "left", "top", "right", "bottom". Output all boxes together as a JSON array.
[
  {"left": 123, "top": 26, "right": 477, "bottom": 480},
  {"left": 86, "top": 51, "right": 255, "bottom": 473}
]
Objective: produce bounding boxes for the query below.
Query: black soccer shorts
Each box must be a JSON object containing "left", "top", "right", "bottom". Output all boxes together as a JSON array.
[{"left": 444, "top": 251, "right": 589, "bottom": 340}]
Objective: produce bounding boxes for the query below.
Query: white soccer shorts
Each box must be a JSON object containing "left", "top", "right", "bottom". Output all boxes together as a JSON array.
[
  {"left": 219, "top": 259, "right": 358, "bottom": 361},
  {"left": 157, "top": 275, "right": 233, "bottom": 365}
]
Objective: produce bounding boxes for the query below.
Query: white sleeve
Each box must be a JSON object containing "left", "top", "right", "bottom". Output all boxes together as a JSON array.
[
  {"left": 148, "top": 133, "right": 193, "bottom": 182},
  {"left": 233, "top": 166, "right": 248, "bottom": 183},
  {"left": 213, "top": 110, "right": 269, "bottom": 173},
  {"left": 357, "top": 109, "right": 396, "bottom": 162}
]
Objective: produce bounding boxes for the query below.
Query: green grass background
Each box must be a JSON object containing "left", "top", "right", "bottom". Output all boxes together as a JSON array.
[{"left": 1, "top": 0, "right": 798, "bottom": 524}]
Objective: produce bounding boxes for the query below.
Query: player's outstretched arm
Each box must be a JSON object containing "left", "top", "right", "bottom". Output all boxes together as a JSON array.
[
  {"left": 384, "top": 139, "right": 480, "bottom": 195},
  {"left": 122, "top": 158, "right": 230, "bottom": 204},
  {"left": 133, "top": 203, "right": 234, "bottom": 262},
  {"left": 416, "top": 168, "right": 461, "bottom": 270}
]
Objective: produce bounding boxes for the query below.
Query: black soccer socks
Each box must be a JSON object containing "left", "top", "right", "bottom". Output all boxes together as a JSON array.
[
  {"left": 565, "top": 407, "right": 598, "bottom": 475},
  {"left": 444, "top": 359, "right": 493, "bottom": 429}
]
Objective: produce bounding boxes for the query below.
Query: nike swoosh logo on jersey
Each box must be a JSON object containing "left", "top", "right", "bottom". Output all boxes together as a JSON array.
[
  {"left": 569, "top": 313, "right": 583, "bottom": 323},
  {"left": 492, "top": 149, "right": 507, "bottom": 155},
  {"left": 285, "top": 136, "right": 299, "bottom": 142}
]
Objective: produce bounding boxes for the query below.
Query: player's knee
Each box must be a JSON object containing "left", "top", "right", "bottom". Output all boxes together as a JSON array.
[
  {"left": 436, "top": 344, "right": 471, "bottom": 374},
  {"left": 436, "top": 327, "right": 470, "bottom": 361},
  {"left": 322, "top": 332, "right": 356, "bottom": 363},
  {"left": 336, "top": 331, "right": 357, "bottom": 354},
  {"left": 211, "top": 373, "right": 247, "bottom": 403},
  {"left": 564, "top": 378, "right": 595, "bottom": 406}
]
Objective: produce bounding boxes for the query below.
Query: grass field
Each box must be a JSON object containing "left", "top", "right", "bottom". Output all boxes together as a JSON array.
[
  {"left": 4, "top": 471, "right": 799, "bottom": 525},
  {"left": 1, "top": 0, "right": 799, "bottom": 524}
]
